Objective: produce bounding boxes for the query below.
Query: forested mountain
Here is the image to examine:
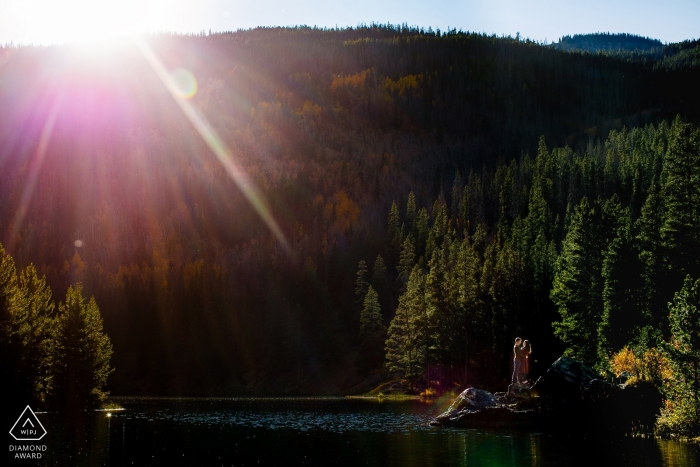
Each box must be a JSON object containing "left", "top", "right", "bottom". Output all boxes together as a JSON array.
[
  {"left": 0, "top": 26, "right": 699, "bottom": 396},
  {"left": 552, "top": 33, "right": 663, "bottom": 53}
]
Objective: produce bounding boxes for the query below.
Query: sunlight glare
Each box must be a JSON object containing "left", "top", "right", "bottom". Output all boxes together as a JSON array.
[
  {"left": 5, "top": 0, "right": 172, "bottom": 46},
  {"left": 135, "top": 39, "right": 292, "bottom": 253}
]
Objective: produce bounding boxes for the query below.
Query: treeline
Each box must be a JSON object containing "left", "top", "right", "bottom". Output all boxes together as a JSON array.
[
  {"left": 551, "top": 32, "right": 700, "bottom": 74},
  {"left": 552, "top": 33, "right": 663, "bottom": 53},
  {"left": 375, "top": 117, "right": 700, "bottom": 435},
  {"left": 0, "top": 27, "right": 699, "bottom": 396},
  {"left": 0, "top": 243, "right": 113, "bottom": 413}
]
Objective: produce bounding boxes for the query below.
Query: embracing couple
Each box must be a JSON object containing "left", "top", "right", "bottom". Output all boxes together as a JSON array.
[{"left": 511, "top": 337, "right": 532, "bottom": 385}]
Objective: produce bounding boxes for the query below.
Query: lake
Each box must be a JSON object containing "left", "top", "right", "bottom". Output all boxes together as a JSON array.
[{"left": 27, "top": 397, "right": 700, "bottom": 466}]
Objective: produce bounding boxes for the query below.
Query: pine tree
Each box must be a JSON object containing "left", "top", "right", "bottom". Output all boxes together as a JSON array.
[
  {"left": 355, "top": 260, "right": 368, "bottom": 306},
  {"left": 661, "top": 117, "right": 700, "bottom": 281},
  {"left": 454, "top": 237, "right": 483, "bottom": 382},
  {"left": 413, "top": 207, "right": 430, "bottom": 260},
  {"left": 49, "top": 284, "right": 113, "bottom": 410},
  {"left": 371, "top": 255, "right": 388, "bottom": 291},
  {"left": 635, "top": 177, "right": 667, "bottom": 340},
  {"left": 397, "top": 236, "right": 416, "bottom": 291},
  {"left": 359, "top": 286, "right": 384, "bottom": 343},
  {"left": 425, "top": 244, "right": 458, "bottom": 366},
  {"left": 406, "top": 191, "right": 417, "bottom": 229},
  {"left": 17, "top": 265, "right": 55, "bottom": 403},
  {"left": 601, "top": 204, "right": 643, "bottom": 356},
  {"left": 0, "top": 243, "right": 25, "bottom": 403},
  {"left": 387, "top": 200, "right": 401, "bottom": 245},
  {"left": 550, "top": 197, "right": 606, "bottom": 366},
  {"left": 426, "top": 201, "right": 448, "bottom": 259},
  {"left": 385, "top": 265, "right": 427, "bottom": 380}
]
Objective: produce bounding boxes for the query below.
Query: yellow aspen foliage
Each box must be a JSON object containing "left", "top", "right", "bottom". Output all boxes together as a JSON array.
[
  {"left": 610, "top": 346, "right": 672, "bottom": 386},
  {"left": 330, "top": 69, "right": 371, "bottom": 90},
  {"left": 332, "top": 191, "right": 361, "bottom": 233}
]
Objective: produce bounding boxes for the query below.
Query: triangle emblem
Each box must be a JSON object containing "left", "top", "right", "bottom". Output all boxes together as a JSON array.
[{"left": 9, "top": 406, "right": 47, "bottom": 441}]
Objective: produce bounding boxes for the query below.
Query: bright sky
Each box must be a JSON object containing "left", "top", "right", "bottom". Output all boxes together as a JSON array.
[{"left": 0, "top": 0, "right": 698, "bottom": 46}]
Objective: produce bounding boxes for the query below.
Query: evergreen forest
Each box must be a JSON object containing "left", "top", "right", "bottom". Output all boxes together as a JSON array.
[{"left": 1, "top": 26, "right": 700, "bottom": 431}]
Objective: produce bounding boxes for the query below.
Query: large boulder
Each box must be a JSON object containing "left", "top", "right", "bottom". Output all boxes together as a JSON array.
[
  {"left": 531, "top": 356, "right": 606, "bottom": 398},
  {"left": 432, "top": 387, "right": 538, "bottom": 428},
  {"left": 431, "top": 356, "right": 662, "bottom": 435}
]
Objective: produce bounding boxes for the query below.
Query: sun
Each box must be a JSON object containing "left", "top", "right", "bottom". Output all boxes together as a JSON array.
[{"left": 4, "top": 0, "right": 173, "bottom": 46}]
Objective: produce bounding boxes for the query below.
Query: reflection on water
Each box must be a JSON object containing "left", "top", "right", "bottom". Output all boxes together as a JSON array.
[{"left": 19, "top": 397, "right": 700, "bottom": 466}]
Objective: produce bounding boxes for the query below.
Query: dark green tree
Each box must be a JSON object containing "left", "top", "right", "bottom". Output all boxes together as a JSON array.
[
  {"left": 385, "top": 265, "right": 427, "bottom": 380},
  {"left": 661, "top": 117, "right": 700, "bottom": 281},
  {"left": 413, "top": 207, "right": 430, "bottom": 260},
  {"left": 355, "top": 260, "right": 368, "bottom": 306},
  {"left": 371, "top": 255, "right": 388, "bottom": 291},
  {"left": 551, "top": 197, "right": 606, "bottom": 366},
  {"left": 635, "top": 176, "right": 667, "bottom": 341},
  {"left": 405, "top": 191, "right": 417, "bottom": 229},
  {"left": 397, "top": 236, "right": 416, "bottom": 291},
  {"left": 601, "top": 203, "right": 643, "bottom": 355},
  {"left": 360, "top": 286, "right": 384, "bottom": 339},
  {"left": 454, "top": 237, "right": 483, "bottom": 382},
  {"left": 49, "top": 284, "right": 113, "bottom": 411},
  {"left": 387, "top": 200, "right": 402, "bottom": 244}
]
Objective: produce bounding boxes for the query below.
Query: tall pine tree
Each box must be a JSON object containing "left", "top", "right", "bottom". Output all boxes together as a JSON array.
[{"left": 50, "top": 284, "right": 113, "bottom": 411}]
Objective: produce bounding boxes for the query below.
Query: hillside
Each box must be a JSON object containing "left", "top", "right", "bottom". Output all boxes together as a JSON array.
[
  {"left": 552, "top": 33, "right": 663, "bottom": 53},
  {"left": 0, "top": 26, "right": 699, "bottom": 395}
]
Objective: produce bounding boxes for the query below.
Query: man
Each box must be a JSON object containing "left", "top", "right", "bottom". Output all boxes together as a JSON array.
[{"left": 512, "top": 337, "right": 523, "bottom": 384}]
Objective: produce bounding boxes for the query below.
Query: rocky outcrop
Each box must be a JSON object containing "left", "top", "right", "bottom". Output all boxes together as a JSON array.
[
  {"left": 432, "top": 387, "right": 538, "bottom": 428},
  {"left": 432, "top": 356, "right": 662, "bottom": 435}
]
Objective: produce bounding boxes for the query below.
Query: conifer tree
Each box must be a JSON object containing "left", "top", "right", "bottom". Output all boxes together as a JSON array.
[
  {"left": 406, "top": 191, "right": 417, "bottom": 229},
  {"left": 17, "top": 265, "right": 55, "bottom": 403},
  {"left": 661, "top": 117, "right": 700, "bottom": 281},
  {"left": 371, "top": 255, "right": 388, "bottom": 291},
  {"left": 454, "top": 237, "right": 483, "bottom": 381},
  {"left": 0, "top": 243, "right": 25, "bottom": 403},
  {"left": 385, "top": 266, "right": 427, "bottom": 380},
  {"left": 387, "top": 200, "right": 402, "bottom": 245},
  {"left": 49, "top": 284, "right": 113, "bottom": 410},
  {"left": 601, "top": 204, "right": 643, "bottom": 355},
  {"left": 355, "top": 260, "right": 368, "bottom": 306},
  {"left": 359, "top": 286, "right": 384, "bottom": 344},
  {"left": 551, "top": 197, "right": 605, "bottom": 366},
  {"left": 0, "top": 243, "right": 21, "bottom": 346},
  {"left": 425, "top": 244, "right": 457, "bottom": 365},
  {"left": 397, "top": 236, "right": 416, "bottom": 291},
  {"left": 413, "top": 208, "right": 430, "bottom": 260},
  {"left": 635, "top": 177, "right": 667, "bottom": 339},
  {"left": 426, "top": 201, "right": 448, "bottom": 260}
]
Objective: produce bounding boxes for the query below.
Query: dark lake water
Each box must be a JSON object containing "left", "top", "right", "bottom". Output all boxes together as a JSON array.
[{"left": 19, "top": 397, "right": 700, "bottom": 466}]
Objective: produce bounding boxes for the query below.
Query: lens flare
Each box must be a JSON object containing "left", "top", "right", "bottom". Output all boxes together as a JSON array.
[
  {"left": 135, "top": 38, "right": 291, "bottom": 253},
  {"left": 171, "top": 68, "right": 197, "bottom": 99}
]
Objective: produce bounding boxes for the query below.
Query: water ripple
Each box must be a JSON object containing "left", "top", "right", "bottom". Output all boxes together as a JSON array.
[{"left": 146, "top": 408, "right": 433, "bottom": 434}]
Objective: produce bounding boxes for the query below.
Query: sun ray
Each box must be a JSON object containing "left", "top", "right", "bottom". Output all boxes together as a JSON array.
[
  {"left": 134, "top": 38, "right": 291, "bottom": 254},
  {"left": 9, "top": 92, "right": 63, "bottom": 256}
]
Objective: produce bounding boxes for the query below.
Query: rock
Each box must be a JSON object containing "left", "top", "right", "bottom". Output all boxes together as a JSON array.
[
  {"left": 433, "top": 386, "right": 537, "bottom": 428},
  {"left": 431, "top": 356, "right": 662, "bottom": 435},
  {"left": 507, "top": 383, "right": 533, "bottom": 398},
  {"left": 531, "top": 356, "right": 604, "bottom": 398},
  {"left": 450, "top": 388, "right": 499, "bottom": 410}
]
